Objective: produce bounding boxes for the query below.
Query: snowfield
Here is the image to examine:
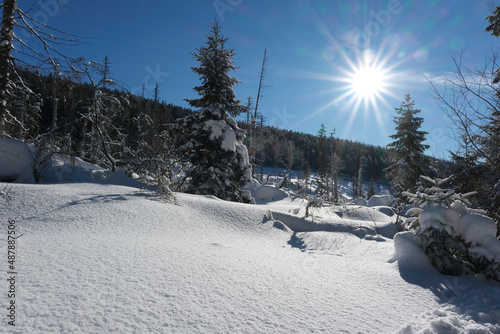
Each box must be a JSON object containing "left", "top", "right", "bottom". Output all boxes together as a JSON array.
[{"left": 1, "top": 174, "right": 500, "bottom": 332}]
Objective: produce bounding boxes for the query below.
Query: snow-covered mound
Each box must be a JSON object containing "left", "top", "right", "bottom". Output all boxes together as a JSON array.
[
  {"left": 0, "top": 138, "right": 35, "bottom": 183},
  {"left": 250, "top": 182, "right": 288, "bottom": 203},
  {"left": 367, "top": 194, "right": 393, "bottom": 207},
  {"left": 268, "top": 205, "right": 397, "bottom": 239},
  {"left": 38, "top": 156, "right": 143, "bottom": 188}
]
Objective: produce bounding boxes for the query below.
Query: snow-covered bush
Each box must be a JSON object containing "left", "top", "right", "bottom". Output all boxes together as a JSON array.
[
  {"left": 403, "top": 176, "right": 500, "bottom": 281},
  {"left": 157, "top": 173, "right": 175, "bottom": 202},
  {"left": 402, "top": 175, "right": 479, "bottom": 230},
  {"left": 305, "top": 195, "right": 323, "bottom": 219},
  {"left": 0, "top": 185, "right": 12, "bottom": 201}
]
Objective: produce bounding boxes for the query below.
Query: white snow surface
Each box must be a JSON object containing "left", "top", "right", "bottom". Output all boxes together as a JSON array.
[{"left": 1, "top": 159, "right": 499, "bottom": 333}]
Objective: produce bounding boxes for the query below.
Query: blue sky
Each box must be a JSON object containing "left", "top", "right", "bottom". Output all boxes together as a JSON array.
[{"left": 19, "top": 0, "right": 500, "bottom": 158}]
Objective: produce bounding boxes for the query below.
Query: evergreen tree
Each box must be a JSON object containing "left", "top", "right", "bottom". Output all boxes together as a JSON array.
[
  {"left": 485, "top": 5, "right": 500, "bottom": 86},
  {"left": 386, "top": 94, "right": 430, "bottom": 192},
  {"left": 178, "top": 20, "right": 252, "bottom": 202},
  {"left": 185, "top": 20, "right": 247, "bottom": 118}
]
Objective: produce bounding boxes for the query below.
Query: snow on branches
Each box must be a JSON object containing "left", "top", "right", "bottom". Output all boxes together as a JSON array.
[{"left": 402, "top": 175, "right": 500, "bottom": 281}]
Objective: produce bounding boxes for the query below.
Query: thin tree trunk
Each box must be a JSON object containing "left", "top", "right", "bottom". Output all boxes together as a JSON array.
[
  {"left": 253, "top": 48, "right": 267, "bottom": 120},
  {"left": 0, "top": 0, "right": 17, "bottom": 137}
]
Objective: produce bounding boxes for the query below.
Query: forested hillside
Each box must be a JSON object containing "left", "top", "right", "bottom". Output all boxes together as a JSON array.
[{"left": 12, "top": 68, "right": 393, "bottom": 184}]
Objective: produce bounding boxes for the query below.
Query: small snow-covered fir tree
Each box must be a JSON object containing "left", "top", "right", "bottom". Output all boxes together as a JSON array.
[
  {"left": 403, "top": 175, "right": 500, "bottom": 281},
  {"left": 178, "top": 20, "right": 252, "bottom": 202}
]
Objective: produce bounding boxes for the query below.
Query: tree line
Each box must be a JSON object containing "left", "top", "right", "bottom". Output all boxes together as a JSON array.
[{"left": 8, "top": 65, "right": 394, "bottom": 183}]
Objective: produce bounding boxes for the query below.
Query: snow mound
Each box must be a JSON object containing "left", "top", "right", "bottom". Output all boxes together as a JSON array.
[
  {"left": 251, "top": 183, "right": 288, "bottom": 202},
  {"left": 367, "top": 194, "right": 392, "bottom": 207},
  {"left": 290, "top": 231, "right": 394, "bottom": 257},
  {"left": 39, "top": 156, "right": 143, "bottom": 188},
  {"left": 392, "top": 231, "right": 437, "bottom": 274},
  {"left": 353, "top": 197, "right": 367, "bottom": 206},
  {"left": 269, "top": 205, "right": 397, "bottom": 239},
  {"left": 0, "top": 138, "right": 35, "bottom": 183}
]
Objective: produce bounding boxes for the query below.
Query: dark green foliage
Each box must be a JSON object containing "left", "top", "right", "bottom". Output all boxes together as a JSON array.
[
  {"left": 176, "top": 108, "right": 251, "bottom": 202},
  {"left": 185, "top": 20, "right": 248, "bottom": 118},
  {"left": 179, "top": 20, "right": 252, "bottom": 202},
  {"left": 485, "top": 5, "right": 500, "bottom": 85},
  {"left": 386, "top": 93, "right": 430, "bottom": 192}
]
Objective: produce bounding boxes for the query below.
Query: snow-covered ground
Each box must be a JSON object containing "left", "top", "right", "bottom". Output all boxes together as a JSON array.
[{"left": 1, "top": 145, "right": 499, "bottom": 333}]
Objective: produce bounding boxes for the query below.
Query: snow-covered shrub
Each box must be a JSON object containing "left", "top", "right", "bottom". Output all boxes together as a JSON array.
[
  {"left": 32, "top": 131, "right": 72, "bottom": 183},
  {"left": 157, "top": 173, "right": 175, "bottom": 202},
  {"left": 305, "top": 195, "right": 323, "bottom": 219},
  {"left": 0, "top": 185, "right": 12, "bottom": 201},
  {"left": 403, "top": 176, "right": 500, "bottom": 281},
  {"left": 402, "top": 175, "right": 479, "bottom": 230}
]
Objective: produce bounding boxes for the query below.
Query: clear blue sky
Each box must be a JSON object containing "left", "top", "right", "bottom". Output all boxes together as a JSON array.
[{"left": 19, "top": 0, "right": 500, "bottom": 158}]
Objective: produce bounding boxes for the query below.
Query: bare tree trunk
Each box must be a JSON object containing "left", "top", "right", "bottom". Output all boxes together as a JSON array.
[
  {"left": 0, "top": 0, "right": 17, "bottom": 137},
  {"left": 254, "top": 48, "right": 268, "bottom": 120}
]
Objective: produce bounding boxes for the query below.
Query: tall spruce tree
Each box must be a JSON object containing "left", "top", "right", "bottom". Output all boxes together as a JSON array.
[
  {"left": 386, "top": 93, "right": 430, "bottom": 192},
  {"left": 185, "top": 20, "right": 247, "bottom": 118},
  {"left": 178, "top": 20, "right": 252, "bottom": 202}
]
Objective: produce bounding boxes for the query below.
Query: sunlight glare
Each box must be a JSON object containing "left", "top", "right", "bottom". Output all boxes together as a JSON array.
[{"left": 350, "top": 65, "right": 386, "bottom": 99}]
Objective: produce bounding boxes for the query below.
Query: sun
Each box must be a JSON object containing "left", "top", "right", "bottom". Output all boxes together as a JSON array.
[
  {"left": 291, "top": 45, "right": 404, "bottom": 137},
  {"left": 349, "top": 64, "right": 387, "bottom": 100}
]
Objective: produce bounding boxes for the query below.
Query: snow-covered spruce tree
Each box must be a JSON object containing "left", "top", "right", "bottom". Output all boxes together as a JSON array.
[
  {"left": 403, "top": 176, "right": 500, "bottom": 281},
  {"left": 386, "top": 94, "right": 430, "bottom": 193},
  {"left": 178, "top": 20, "right": 252, "bottom": 202}
]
